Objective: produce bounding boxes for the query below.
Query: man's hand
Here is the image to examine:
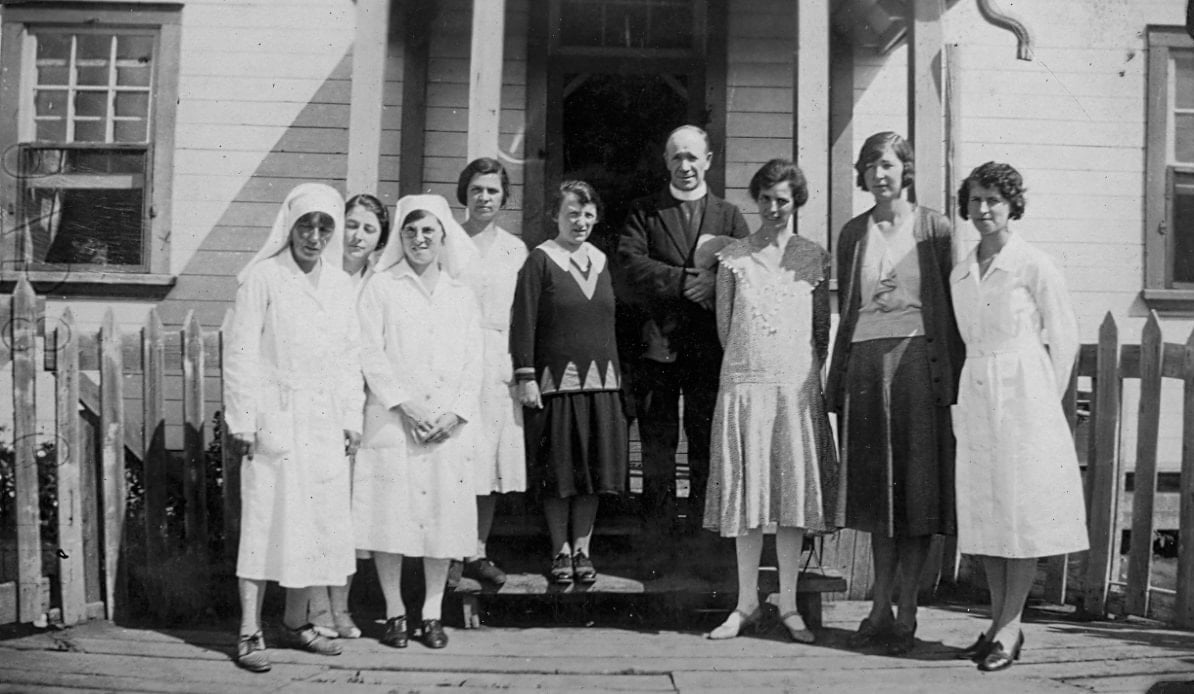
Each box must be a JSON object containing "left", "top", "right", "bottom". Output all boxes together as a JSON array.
[
  {"left": 344, "top": 429, "right": 361, "bottom": 457},
  {"left": 230, "top": 432, "right": 256, "bottom": 460},
  {"left": 682, "top": 267, "right": 716, "bottom": 305}
]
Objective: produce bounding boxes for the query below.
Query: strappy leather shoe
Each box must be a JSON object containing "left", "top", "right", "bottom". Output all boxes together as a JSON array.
[
  {"left": 278, "top": 623, "right": 342, "bottom": 656},
  {"left": 235, "top": 631, "right": 271, "bottom": 673},
  {"left": 420, "top": 619, "right": 449, "bottom": 649},
  {"left": 706, "top": 606, "right": 765, "bottom": 640},
  {"left": 886, "top": 621, "right": 917, "bottom": 656},
  {"left": 978, "top": 631, "right": 1024, "bottom": 672},
  {"left": 958, "top": 632, "right": 992, "bottom": 661},
  {"left": 550, "top": 553, "right": 574, "bottom": 584},
  {"left": 780, "top": 610, "right": 815, "bottom": 644},
  {"left": 846, "top": 616, "right": 893, "bottom": 649},
  {"left": 380, "top": 615, "right": 408, "bottom": 648},
  {"left": 572, "top": 551, "right": 597, "bottom": 584},
  {"left": 332, "top": 612, "right": 362, "bottom": 639}
]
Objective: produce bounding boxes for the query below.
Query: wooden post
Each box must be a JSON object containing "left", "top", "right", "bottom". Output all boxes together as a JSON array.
[
  {"left": 908, "top": 0, "right": 946, "bottom": 212},
  {"left": 347, "top": 0, "right": 390, "bottom": 196},
  {"left": 523, "top": 0, "right": 549, "bottom": 246},
  {"left": 219, "top": 310, "right": 241, "bottom": 561},
  {"left": 181, "top": 312, "right": 208, "bottom": 555},
  {"left": 829, "top": 33, "right": 855, "bottom": 258},
  {"left": 143, "top": 309, "right": 168, "bottom": 566},
  {"left": 11, "top": 278, "right": 43, "bottom": 624},
  {"left": 793, "top": 0, "right": 831, "bottom": 248},
  {"left": 467, "top": 0, "right": 505, "bottom": 163},
  {"left": 99, "top": 310, "right": 126, "bottom": 620},
  {"left": 1126, "top": 312, "right": 1163, "bottom": 616},
  {"left": 54, "top": 308, "right": 86, "bottom": 625},
  {"left": 399, "top": 1, "right": 432, "bottom": 197},
  {"left": 1177, "top": 325, "right": 1194, "bottom": 627},
  {"left": 1084, "top": 313, "right": 1121, "bottom": 618}
]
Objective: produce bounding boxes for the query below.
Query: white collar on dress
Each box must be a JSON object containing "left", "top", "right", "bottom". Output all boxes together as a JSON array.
[
  {"left": 669, "top": 182, "right": 708, "bottom": 202},
  {"left": 538, "top": 239, "right": 607, "bottom": 275}
]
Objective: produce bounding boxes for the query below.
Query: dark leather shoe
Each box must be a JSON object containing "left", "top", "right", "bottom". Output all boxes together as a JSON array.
[
  {"left": 846, "top": 617, "right": 893, "bottom": 649},
  {"left": 959, "top": 632, "right": 991, "bottom": 661},
  {"left": 978, "top": 631, "right": 1024, "bottom": 672},
  {"left": 421, "top": 619, "right": 448, "bottom": 649},
  {"left": 885, "top": 621, "right": 917, "bottom": 656},
  {"left": 464, "top": 557, "right": 507, "bottom": 586},
  {"left": 380, "top": 615, "right": 408, "bottom": 648}
]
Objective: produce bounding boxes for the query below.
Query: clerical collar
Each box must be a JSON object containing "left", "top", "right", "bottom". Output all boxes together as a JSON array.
[{"left": 669, "top": 182, "right": 707, "bottom": 202}]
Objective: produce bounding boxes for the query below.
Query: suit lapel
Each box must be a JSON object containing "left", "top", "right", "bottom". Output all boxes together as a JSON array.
[{"left": 657, "top": 191, "right": 694, "bottom": 260}]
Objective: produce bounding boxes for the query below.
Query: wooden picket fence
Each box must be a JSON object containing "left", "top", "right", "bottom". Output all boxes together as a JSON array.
[{"left": 2, "top": 274, "right": 1194, "bottom": 628}]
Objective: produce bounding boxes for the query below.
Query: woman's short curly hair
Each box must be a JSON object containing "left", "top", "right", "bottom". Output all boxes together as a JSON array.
[
  {"left": 749, "top": 158, "right": 809, "bottom": 208},
  {"left": 854, "top": 131, "right": 915, "bottom": 191},
  {"left": 456, "top": 157, "right": 511, "bottom": 207},
  {"left": 551, "top": 180, "right": 602, "bottom": 219},
  {"left": 957, "top": 161, "right": 1027, "bottom": 221}
]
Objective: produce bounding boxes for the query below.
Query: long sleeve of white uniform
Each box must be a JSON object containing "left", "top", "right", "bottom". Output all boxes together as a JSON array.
[
  {"left": 357, "top": 276, "right": 410, "bottom": 410},
  {"left": 1032, "top": 252, "right": 1080, "bottom": 397},
  {"left": 449, "top": 301, "right": 484, "bottom": 424},
  {"left": 339, "top": 293, "right": 366, "bottom": 433},
  {"left": 715, "top": 259, "right": 735, "bottom": 348},
  {"left": 223, "top": 268, "right": 269, "bottom": 436}
]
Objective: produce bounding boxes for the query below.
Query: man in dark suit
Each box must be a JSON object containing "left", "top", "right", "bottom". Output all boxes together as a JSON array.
[{"left": 617, "top": 125, "right": 749, "bottom": 533}]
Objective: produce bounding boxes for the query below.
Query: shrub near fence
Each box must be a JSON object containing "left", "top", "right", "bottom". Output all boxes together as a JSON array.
[{"left": 3, "top": 277, "right": 1194, "bottom": 628}]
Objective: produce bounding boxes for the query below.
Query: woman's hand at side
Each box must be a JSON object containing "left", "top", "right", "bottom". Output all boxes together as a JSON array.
[
  {"left": 230, "top": 432, "right": 256, "bottom": 460},
  {"left": 344, "top": 429, "right": 361, "bottom": 457},
  {"left": 519, "top": 381, "right": 543, "bottom": 409}
]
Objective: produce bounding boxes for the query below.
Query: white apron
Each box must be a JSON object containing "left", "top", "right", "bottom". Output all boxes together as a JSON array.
[
  {"left": 224, "top": 253, "right": 363, "bottom": 587},
  {"left": 950, "top": 234, "right": 1088, "bottom": 558}
]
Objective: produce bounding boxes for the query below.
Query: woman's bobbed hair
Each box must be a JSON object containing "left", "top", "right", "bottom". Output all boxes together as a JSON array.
[
  {"left": 854, "top": 131, "right": 915, "bottom": 192},
  {"left": 456, "top": 157, "right": 511, "bottom": 207},
  {"left": 957, "top": 161, "right": 1027, "bottom": 221},
  {"left": 749, "top": 158, "right": 809, "bottom": 208}
]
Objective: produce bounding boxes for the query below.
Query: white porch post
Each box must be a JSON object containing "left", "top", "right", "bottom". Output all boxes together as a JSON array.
[
  {"left": 908, "top": 0, "right": 946, "bottom": 212},
  {"left": 794, "top": 0, "right": 831, "bottom": 248},
  {"left": 467, "top": 0, "right": 506, "bottom": 162},
  {"left": 347, "top": 0, "right": 391, "bottom": 195}
]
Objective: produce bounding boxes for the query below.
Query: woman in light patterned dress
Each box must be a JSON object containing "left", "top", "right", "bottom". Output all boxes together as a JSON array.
[
  {"left": 451, "top": 158, "right": 528, "bottom": 587},
  {"left": 704, "top": 159, "right": 839, "bottom": 644}
]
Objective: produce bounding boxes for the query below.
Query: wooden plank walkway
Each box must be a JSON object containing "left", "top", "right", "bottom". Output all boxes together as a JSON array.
[{"left": 1, "top": 601, "right": 1192, "bottom": 693}]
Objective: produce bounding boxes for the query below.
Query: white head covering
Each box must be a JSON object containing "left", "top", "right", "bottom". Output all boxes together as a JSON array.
[
  {"left": 236, "top": 183, "right": 346, "bottom": 284},
  {"left": 374, "top": 194, "right": 479, "bottom": 278}
]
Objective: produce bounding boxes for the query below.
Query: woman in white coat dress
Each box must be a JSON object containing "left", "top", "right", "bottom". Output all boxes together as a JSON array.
[
  {"left": 950, "top": 162, "right": 1088, "bottom": 672},
  {"left": 353, "top": 194, "right": 483, "bottom": 650},
  {"left": 224, "top": 183, "right": 364, "bottom": 672}
]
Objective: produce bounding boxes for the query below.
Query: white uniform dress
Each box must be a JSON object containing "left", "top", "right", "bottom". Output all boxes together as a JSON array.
[
  {"left": 224, "top": 253, "right": 363, "bottom": 587},
  {"left": 950, "top": 234, "right": 1089, "bottom": 558},
  {"left": 459, "top": 226, "right": 528, "bottom": 494},
  {"left": 353, "top": 259, "right": 483, "bottom": 558}
]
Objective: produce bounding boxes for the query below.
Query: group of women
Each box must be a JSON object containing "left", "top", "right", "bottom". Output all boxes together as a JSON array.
[{"left": 224, "top": 129, "right": 1089, "bottom": 676}]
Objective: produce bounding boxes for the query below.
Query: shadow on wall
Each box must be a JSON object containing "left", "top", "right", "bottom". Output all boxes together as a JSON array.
[{"left": 157, "top": 51, "right": 354, "bottom": 329}]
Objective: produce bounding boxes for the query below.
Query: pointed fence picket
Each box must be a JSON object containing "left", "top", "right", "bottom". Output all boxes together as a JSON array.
[{"left": 2, "top": 287, "right": 1193, "bottom": 628}]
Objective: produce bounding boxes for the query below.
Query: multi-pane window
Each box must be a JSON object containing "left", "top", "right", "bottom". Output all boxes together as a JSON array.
[
  {"left": 1145, "top": 27, "right": 1194, "bottom": 306},
  {"left": 0, "top": 4, "right": 179, "bottom": 283},
  {"left": 20, "top": 31, "right": 154, "bottom": 266}
]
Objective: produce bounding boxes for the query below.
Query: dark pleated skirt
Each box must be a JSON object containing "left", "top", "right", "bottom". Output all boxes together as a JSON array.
[
  {"left": 524, "top": 390, "right": 628, "bottom": 499},
  {"left": 842, "top": 336, "right": 956, "bottom": 538}
]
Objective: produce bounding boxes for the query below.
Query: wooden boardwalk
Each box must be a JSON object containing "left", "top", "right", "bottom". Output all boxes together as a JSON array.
[{"left": 1, "top": 601, "right": 1192, "bottom": 693}]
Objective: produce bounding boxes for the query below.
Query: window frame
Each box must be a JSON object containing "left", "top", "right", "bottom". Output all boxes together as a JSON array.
[
  {"left": 1144, "top": 25, "right": 1194, "bottom": 312},
  {"left": 0, "top": 1, "right": 180, "bottom": 294}
]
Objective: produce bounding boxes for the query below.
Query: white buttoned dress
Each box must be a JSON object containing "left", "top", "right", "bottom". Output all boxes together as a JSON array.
[
  {"left": 459, "top": 227, "right": 528, "bottom": 494},
  {"left": 352, "top": 260, "right": 483, "bottom": 558},
  {"left": 224, "top": 253, "right": 363, "bottom": 587},
  {"left": 950, "top": 234, "right": 1089, "bottom": 558}
]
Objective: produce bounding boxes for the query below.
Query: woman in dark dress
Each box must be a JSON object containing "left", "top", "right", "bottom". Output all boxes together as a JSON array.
[
  {"left": 825, "top": 132, "right": 964, "bottom": 655},
  {"left": 511, "top": 180, "right": 628, "bottom": 585}
]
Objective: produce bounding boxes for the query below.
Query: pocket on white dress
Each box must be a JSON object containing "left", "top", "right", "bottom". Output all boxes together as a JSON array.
[{"left": 256, "top": 411, "right": 295, "bottom": 455}]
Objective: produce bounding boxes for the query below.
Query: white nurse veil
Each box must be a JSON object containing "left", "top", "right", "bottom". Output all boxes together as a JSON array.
[
  {"left": 374, "top": 194, "right": 480, "bottom": 277},
  {"left": 236, "top": 183, "right": 346, "bottom": 284}
]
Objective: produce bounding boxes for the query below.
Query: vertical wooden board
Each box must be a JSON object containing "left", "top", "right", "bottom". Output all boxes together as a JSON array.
[
  {"left": 944, "top": 43, "right": 962, "bottom": 252},
  {"left": 218, "top": 312, "right": 241, "bottom": 561},
  {"left": 100, "top": 310, "right": 126, "bottom": 620},
  {"left": 1084, "top": 313, "right": 1121, "bottom": 618},
  {"left": 1126, "top": 312, "right": 1163, "bottom": 617},
  {"left": 399, "top": 0, "right": 432, "bottom": 196},
  {"left": 182, "top": 313, "right": 208, "bottom": 554},
  {"left": 10, "top": 278, "right": 43, "bottom": 624},
  {"left": 467, "top": 0, "right": 504, "bottom": 161},
  {"left": 79, "top": 413, "right": 101, "bottom": 605},
  {"left": 793, "top": 0, "right": 831, "bottom": 248},
  {"left": 829, "top": 33, "right": 854, "bottom": 259},
  {"left": 1176, "top": 326, "right": 1194, "bottom": 628},
  {"left": 849, "top": 529, "right": 873, "bottom": 600},
  {"left": 54, "top": 309, "right": 86, "bottom": 625},
  {"left": 142, "top": 309, "right": 168, "bottom": 567},
  {"left": 522, "top": 0, "right": 547, "bottom": 246},
  {"left": 907, "top": 0, "right": 945, "bottom": 212},
  {"left": 347, "top": 0, "right": 391, "bottom": 194}
]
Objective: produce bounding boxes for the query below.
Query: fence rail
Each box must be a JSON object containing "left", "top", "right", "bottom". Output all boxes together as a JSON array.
[{"left": 2, "top": 279, "right": 1193, "bottom": 628}]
